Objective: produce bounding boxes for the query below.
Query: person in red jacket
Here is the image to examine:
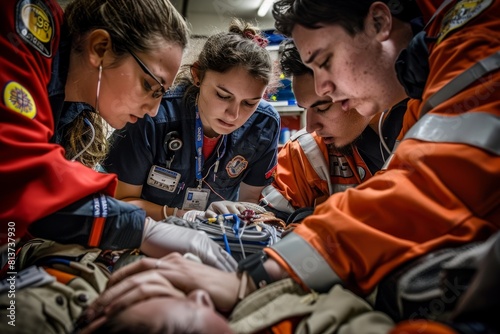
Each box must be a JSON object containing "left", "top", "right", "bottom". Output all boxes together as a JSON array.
[
  {"left": 0, "top": 0, "right": 235, "bottom": 271},
  {"left": 81, "top": 0, "right": 499, "bottom": 332}
]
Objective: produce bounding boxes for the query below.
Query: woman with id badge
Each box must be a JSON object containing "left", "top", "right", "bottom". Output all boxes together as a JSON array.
[{"left": 103, "top": 19, "right": 280, "bottom": 221}]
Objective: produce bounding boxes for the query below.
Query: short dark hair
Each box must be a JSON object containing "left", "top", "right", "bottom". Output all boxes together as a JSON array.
[
  {"left": 272, "top": 0, "right": 421, "bottom": 37},
  {"left": 279, "top": 39, "right": 311, "bottom": 78}
]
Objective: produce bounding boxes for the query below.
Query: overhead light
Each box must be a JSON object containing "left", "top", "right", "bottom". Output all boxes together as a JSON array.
[{"left": 257, "top": 0, "right": 273, "bottom": 17}]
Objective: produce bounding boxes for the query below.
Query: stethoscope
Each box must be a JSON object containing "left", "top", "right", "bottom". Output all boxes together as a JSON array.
[{"left": 164, "top": 131, "right": 183, "bottom": 168}]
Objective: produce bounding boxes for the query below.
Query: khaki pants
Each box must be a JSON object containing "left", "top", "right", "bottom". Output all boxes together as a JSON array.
[
  {"left": 0, "top": 239, "right": 110, "bottom": 334},
  {"left": 229, "top": 278, "right": 394, "bottom": 334}
]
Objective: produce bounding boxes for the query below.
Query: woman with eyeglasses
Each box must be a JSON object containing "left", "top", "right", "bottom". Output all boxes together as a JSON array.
[
  {"left": 0, "top": 0, "right": 237, "bottom": 273},
  {"left": 103, "top": 19, "right": 280, "bottom": 221}
]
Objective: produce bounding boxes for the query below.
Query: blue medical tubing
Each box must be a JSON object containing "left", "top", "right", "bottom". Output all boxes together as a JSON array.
[{"left": 217, "top": 215, "right": 232, "bottom": 255}]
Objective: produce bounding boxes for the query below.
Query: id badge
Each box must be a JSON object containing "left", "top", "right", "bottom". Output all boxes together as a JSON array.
[
  {"left": 182, "top": 187, "right": 210, "bottom": 210},
  {"left": 147, "top": 165, "right": 181, "bottom": 193}
]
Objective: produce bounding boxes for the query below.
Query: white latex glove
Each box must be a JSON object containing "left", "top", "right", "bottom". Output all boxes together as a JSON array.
[
  {"left": 140, "top": 218, "right": 237, "bottom": 272},
  {"left": 205, "top": 201, "right": 247, "bottom": 218},
  {"left": 182, "top": 210, "right": 206, "bottom": 222}
]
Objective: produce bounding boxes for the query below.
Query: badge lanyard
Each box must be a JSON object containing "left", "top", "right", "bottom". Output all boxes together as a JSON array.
[{"left": 194, "top": 105, "right": 227, "bottom": 189}]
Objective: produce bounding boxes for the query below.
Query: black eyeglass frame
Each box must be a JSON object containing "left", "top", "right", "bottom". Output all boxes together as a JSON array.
[{"left": 128, "top": 50, "right": 166, "bottom": 99}]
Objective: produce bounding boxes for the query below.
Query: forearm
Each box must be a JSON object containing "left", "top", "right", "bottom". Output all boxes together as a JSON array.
[
  {"left": 237, "top": 183, "right": 264, "bottom": 203},
  {"left": 120, "top": 197, "right": 182, "bottom": 221},
  {"left": 265, "top": 141, "right": 500, "bottom": 295},
  {"left": 263, "top": 257, "right": 289, "bottom": 282},
  {"left": 28, "top": 195, "right": 145, "bottom": 250}
]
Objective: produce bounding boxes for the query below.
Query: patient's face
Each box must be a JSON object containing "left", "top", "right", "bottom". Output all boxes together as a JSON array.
[{"left": 96, "top": 290, "right": 233, "bottom": 334}]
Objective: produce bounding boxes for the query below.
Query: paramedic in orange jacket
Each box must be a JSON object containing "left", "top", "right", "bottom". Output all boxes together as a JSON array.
[
  {"left": 262, "top": 0, "right": 499, "bottom": 295},
  {"left": 81, "top": 0, "right": 500, "bottom": 328},
  {"left": 261, "top": 40, "right": 407, "bottom": 220}
]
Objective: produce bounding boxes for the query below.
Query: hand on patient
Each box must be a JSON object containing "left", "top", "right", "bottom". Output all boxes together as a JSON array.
[
  {"left": 140, "top": 217, "right": 237, "bottom": 272},
  {"left": 79, "top": 254, "right": 243, "bottom": 333},
  {"left": 79, "top": 256, "right": 235, "bottom": 334}
]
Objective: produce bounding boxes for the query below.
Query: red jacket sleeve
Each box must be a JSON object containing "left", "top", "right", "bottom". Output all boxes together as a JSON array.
[{"left": 0, "top": 0, "right": 116, "bottom": 246}]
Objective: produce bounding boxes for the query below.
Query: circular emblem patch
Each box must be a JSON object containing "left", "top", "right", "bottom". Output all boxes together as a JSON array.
[
  {"left": 225, "top": 155, "right": 248, "bottom": 178},
  {"left": 3, "top": 81, "right": 37, "bottom": 119}
]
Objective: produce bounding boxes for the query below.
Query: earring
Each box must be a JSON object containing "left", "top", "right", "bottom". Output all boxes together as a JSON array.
[
  {"left": 95, "top": 64, "right": 102, "bottom": 114},
  {"left": 195, "top": 81, "right": 200, "bottom": 87}
]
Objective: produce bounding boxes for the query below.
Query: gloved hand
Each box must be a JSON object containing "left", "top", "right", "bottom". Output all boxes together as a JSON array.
[
  {"left": 140, "top": 218, "right": 237, "bottom": 272},
  {"left": 182, "top": 210, "right": 206, "bottom": 222},
  {"left": 205, "top": 201, "right": 247, "bottom": 218}
]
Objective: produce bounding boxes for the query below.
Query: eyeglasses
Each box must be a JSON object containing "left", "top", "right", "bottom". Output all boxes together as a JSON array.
[{"left": 128, "top": 50, "right": 165, "bottom": 99}]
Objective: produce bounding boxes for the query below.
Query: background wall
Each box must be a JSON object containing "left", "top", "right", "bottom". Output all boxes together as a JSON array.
[
  {"left": 57, "top": 0, "right": 276, "bottom": 37},
  {"left": 170, "top": 0, "right": 275, "bottom": 36}
]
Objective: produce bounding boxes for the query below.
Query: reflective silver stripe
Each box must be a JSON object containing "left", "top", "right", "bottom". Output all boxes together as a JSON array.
[
  {"left": 421, "top": 51, "right": 500, "bottom": 116},
  {"left": 294, "top": 130, "right": 334, "bottom": 194},
  {"left": 404, "top": 112, "right": 500, "bottom": 155},
  {"left": 261, "top": 185, "right": 295, "bottom": 214},
  {"left": 332, "top": 183, "right": 356, "bottom": 193},
  {"left": 290, "top": 127, "right": 308, "bottom": 141},
  {"left": 271, "top": 233, "right": 342, "bottom": 293}
]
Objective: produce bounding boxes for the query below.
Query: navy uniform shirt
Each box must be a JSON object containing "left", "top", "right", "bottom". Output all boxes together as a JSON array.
[{"left": 103, "top": 85, "right": 280, "bottom": 209}]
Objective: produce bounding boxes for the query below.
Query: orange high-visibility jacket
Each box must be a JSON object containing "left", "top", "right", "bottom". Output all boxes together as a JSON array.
[
  {"left": 262, "top": 130, "right": 373, "bottom": 214},
  {"left": 267, "top": 0, "right": 500, "bottom": 295},
  {"left": 262, "top": 99, "right": 407, "bottom": 217}
]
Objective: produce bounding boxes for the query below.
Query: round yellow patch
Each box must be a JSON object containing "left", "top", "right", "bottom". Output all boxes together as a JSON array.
[{"left": 3, "top": 82, "right": 37, "bottom": 119}]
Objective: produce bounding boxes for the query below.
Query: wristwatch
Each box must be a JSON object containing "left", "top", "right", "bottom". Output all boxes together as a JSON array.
[{"left": 237, "top": 251, "right": 272, "bottom": 288}]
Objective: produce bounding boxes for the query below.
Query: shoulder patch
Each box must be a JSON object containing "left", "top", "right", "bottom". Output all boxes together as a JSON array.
[
  {"left": 265, "top": 164, "right": 277, "bottom": 179},
  {"left": 16, "top": 0, "right": 55, "bottom": 57},
  {"left": 3, "top": 81, "right": 37, "bottom": 119},
  {"left": 438, "top": 0, "right": 492, "bottom": 44},
  {"left": 225, "top": 155, "right": 248, "bottom": 178}
]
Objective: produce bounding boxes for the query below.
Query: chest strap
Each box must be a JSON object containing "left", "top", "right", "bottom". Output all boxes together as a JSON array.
[
  {"left": 261, "top": 129, "right": 333, "bottom": 213},
  {"left": 293, "top": 129, "right": 333, "bottom": 194}
]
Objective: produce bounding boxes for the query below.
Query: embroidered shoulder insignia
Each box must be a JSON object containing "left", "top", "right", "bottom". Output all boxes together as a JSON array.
[
  {"left": 438, "top": 0, "right": 492, "bottom": 44},
  {"left": 3, "top": 81, "right": 37, "bottom": 119},
  {"left": 265, "top": 165, "right": 277, "bottom": 179},
  {"left": 16, "top": 0, "right": 55, "bottom": 57},
  {"left": 225, "top": 155, "right": 248, "bottom": 178}
]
